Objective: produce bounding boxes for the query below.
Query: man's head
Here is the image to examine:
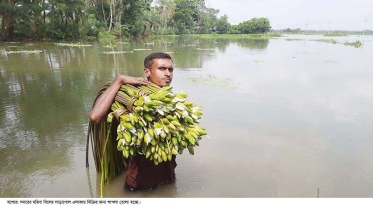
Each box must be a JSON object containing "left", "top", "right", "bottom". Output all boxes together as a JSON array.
[{"left": 144, "top": 52, "right": 174, "bottom": 87}]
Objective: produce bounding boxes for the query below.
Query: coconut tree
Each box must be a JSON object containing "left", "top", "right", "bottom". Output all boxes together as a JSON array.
[
  {"left": 156, "top": 0, "right": 175, "bottom": 34},
  {"left": 140, "top": 7, "right": 161, "bottom": 36},
  {"left": 0, "top": 0, "right": 17, "bottom": 41}
]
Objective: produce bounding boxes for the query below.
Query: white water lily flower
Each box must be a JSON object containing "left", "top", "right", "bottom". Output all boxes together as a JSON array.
[
  {"left": 192, "top": 107, "right": 202, "bottom": 112},
  {"left": 155, "top": 128, "right": 162, "bottom": 136},
  {"left": 176, "top": 102, "right": 186, "bottom": 111},
  {"left": 160, "top": 130, "right": 166, "bottom": 138},
  {"left": 167, "top": 107, "right": 174, "bottom": 111},
  {"left": 129, "top": 128, "right": 136, "bottom": 134},
  {"left": 156, "top": 106, "right": 166, "bottom": 115},
  {"left": 121, "top": 139, "right": 126, "bottom": 146},
  {"left": 163, "top": 126, "right": 169, "bottom": 134},
  {"left": 143, "top": 96, "right": 151, "bottom": 103},
  {"left": 182, "top": 110, "right": 189, "bottom": 117},
  {"left": 145, "top": 133, "right": 152, "bottom": 144},
  {"left": 172, "top": 97, "right": 185, "bottom": 103},
  {"left": 157, "top": 108, "right": 164, "bottom": 115}
]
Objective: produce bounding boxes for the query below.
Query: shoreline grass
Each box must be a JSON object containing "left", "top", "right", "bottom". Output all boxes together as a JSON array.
[
  {"left": 55, "top": 42, "right": 93, "bottom": 47},
  {"left": 151, "top": 33, "right": 282, "bottom": 39},
  {"left": 323, "top": 33, "right": 348, "bottom": 37}
]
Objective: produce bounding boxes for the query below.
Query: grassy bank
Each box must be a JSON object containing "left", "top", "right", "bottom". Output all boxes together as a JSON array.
[
  {"left": 151, "top": 33, "right": 282, "bottom": 40},
  {"left": 323, "top": 33, "right": 348, "bottom": 37},
  {"left": 187, "top": 33, "right": 282, "bottom": 39}
]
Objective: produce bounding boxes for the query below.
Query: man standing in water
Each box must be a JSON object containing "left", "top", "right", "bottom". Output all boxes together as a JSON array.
[{"left": 88, "top": 52, "right": 176, "bottom": 191}]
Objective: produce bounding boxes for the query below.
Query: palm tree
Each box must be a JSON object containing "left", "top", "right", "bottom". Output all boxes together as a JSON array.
[
  {"left": 156, "top": 0, "right": 175, "bottom": 34},
  {"left": 140, "top": 8, "right": 161, "bottom": 36}
]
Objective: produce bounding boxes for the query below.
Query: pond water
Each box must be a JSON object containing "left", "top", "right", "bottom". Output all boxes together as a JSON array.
[{"left": 1, "top": 35, "right": 373, "bottom": 198}]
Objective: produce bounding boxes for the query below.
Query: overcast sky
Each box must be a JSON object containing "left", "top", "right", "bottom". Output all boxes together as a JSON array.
[{"left": 206, "top": 0, "right": 373, "bottom": 31}]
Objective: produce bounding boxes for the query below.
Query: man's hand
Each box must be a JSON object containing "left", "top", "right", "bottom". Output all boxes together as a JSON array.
[
  {"left": 117, "top": 75, "right": 149, "bottom": 85},
  {"left": 89, "top": 75, "right": 149, "bottom": 123}
]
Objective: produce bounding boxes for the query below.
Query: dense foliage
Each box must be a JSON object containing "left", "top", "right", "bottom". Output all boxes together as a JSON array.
[{"left": 0, "top": 0, "right": 272, "bottom": 41}]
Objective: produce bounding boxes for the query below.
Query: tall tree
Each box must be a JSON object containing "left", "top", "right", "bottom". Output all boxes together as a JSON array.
[
  {"left": 140, "top": 7, "right": 161, "bottom": 36},
  {"left": 156, "top": 0, "right": 175, "bottom": 34},
  {"left": 238, "top": 17, "right": 271, "bottom": 34},
  {"left": 215, "top": 14, "right": 230, "bottom": 34},
  {"left": 173, "top": 0, "right": 199, "bottom": 34},
  {"left": 0, "top": 0, "right": 17, "bottom": 41},
  {"left": 197, "top": 6, "right": 219, "bottom": 33},
  {"left": 120, "top": 0, "right": 152, "bottom": 37},
  {"left": 47, "top": 0, "right": 86, "bottom": 39}
]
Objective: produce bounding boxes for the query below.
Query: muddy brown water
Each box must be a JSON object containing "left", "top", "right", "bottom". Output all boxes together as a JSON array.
[{"left": 1, "top": 35, "right": 373, "bottom": 198}]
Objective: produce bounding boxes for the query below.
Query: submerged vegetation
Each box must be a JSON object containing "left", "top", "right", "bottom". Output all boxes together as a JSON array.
[
  {"left": 188, "top": 75, "right": 240, "bottom": 90},
  {"left": 314, "top": 39, "right": 338, "bottom": 44},
  {"left": 344, "top": 41, "right": 363, "bottom": 48},
  {"left": 55, "top": 43, "right": 93, "bottom": 47},
  {"left": 312, "top": 39, "right": 362, "bottom": 48},
  {"left": 5, "top": 50, "right": 42, "bottom": 54},
  {"left": 285, "top": 38, "right": 303, "bottom": 41},
  {"left": 101, "top": 51, "right": 134, "bottom": 54}
]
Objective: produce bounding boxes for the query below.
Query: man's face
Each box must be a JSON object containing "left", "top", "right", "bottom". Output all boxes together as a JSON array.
[{"left": 144, "top": 58, "right": 174, "bottom": 87}]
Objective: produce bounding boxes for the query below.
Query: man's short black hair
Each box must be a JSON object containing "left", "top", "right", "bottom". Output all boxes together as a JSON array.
[{"left": 144, "top": 52, "right": 173, "bottom": 69}]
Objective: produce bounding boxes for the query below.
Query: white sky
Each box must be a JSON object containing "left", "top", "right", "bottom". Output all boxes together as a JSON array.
[{"left": 206, "top": 0, "right": 373, "bottom": 31}]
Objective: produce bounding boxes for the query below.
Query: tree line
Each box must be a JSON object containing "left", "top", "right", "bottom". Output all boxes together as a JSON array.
[{"left": 0, "top": 0, "right": 272, "bottom": 41}]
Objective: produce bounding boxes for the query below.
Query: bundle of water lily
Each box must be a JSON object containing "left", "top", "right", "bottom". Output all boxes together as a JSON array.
[
  {"left": 110, "top": 83, "right": 207, "bottom": 165},
  {"left": 86, "top": 82, "right": 207, "bottom": 196}
]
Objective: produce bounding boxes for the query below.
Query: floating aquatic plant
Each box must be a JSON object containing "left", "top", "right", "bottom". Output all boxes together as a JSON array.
[
  {"left": 6, "top": 50, "right": 42, "bottom": 54},
  {"left": 344, "top": 41, "right": 362, "bottom": 48},
  {"left": 196, "top": 48, "right": 215, "bottom": 51},
  {"left": 313, "top": 39, "right": 338, "bottom": 44},
  {"left": 55, "top": 42, "right": 93, "bottom": 47},
  {"left": 285, "top": 38, "right": 303, "bottom": 41},
  {"left": 188, "top": 75, "right": 240, "bottom": 90},
  {"left": 101, "top": 51, "right": 134, "bottom": 54},
  {"left": 133, "top": 48, "right": 152, "bottom": 51}
]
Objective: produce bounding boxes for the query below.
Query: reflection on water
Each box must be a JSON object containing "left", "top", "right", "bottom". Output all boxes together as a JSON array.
[{"left": 1, "top": 35, "right": 373, "bottom": 197}]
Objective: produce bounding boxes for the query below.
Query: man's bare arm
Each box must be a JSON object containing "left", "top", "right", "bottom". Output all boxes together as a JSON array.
[{"left": 88, "top": 75, "right": 149, "bottom": 123}]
